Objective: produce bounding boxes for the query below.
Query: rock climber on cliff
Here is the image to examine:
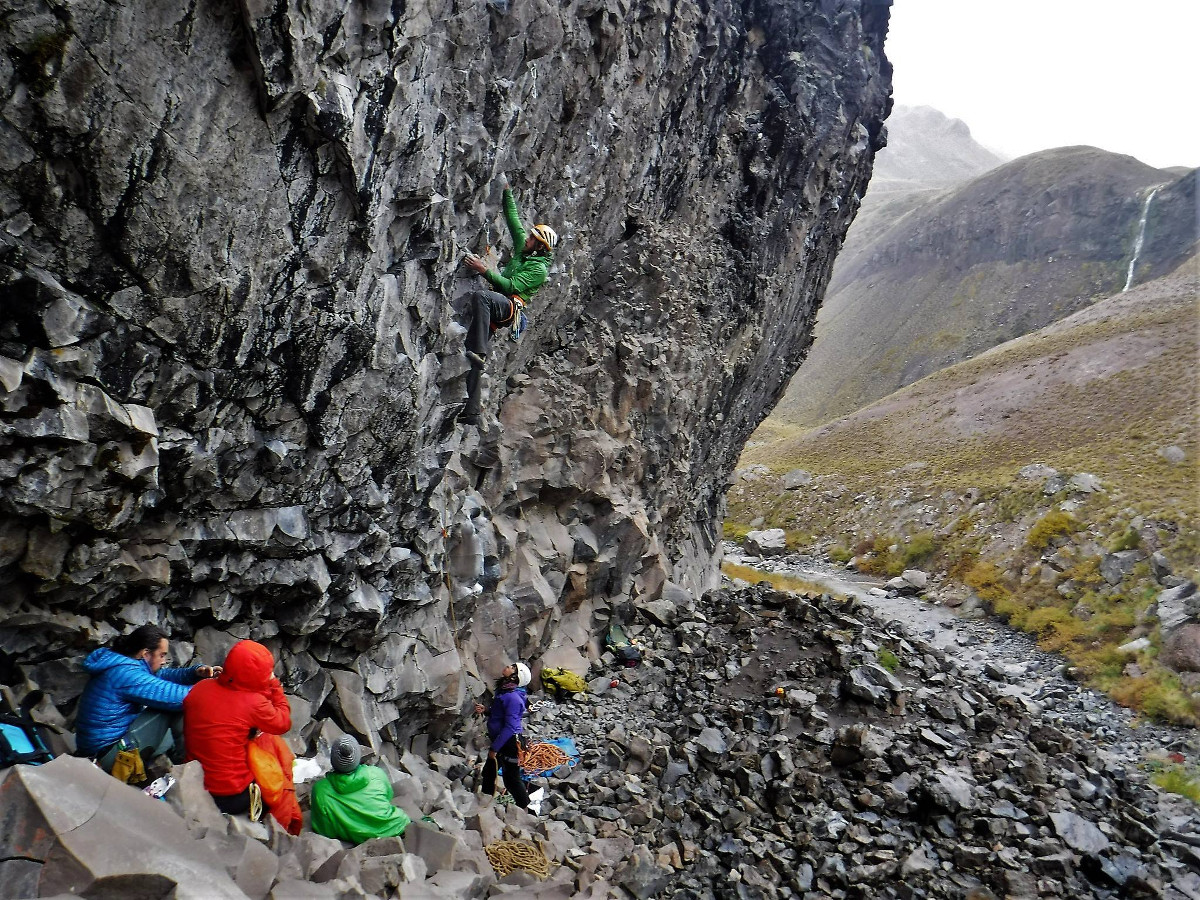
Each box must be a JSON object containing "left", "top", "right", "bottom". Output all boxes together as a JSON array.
[{"left": 459, "top": 180, "right": 557, "bottom": 426}]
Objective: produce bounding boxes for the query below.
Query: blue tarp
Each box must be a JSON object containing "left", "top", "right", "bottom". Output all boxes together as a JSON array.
[{"left": 521, "top": 736, "right": 581, "bottom": 780}]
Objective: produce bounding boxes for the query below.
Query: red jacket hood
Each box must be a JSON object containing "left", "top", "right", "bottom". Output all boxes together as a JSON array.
[{"left": 218, "top": 640, "right": 276, "bottom": 691}]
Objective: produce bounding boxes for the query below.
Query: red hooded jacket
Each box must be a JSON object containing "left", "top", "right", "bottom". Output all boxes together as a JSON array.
[{"left": 184, "top": 640, "right": 291, "bottom": 796}]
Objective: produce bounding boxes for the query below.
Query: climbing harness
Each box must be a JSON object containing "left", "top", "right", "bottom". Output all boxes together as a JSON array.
[
  {"left": 485, "top": 839, "right": 551, "bottom": 878},
  {"left": 519, "top": 741, "right": 574, "bottom": 777}
]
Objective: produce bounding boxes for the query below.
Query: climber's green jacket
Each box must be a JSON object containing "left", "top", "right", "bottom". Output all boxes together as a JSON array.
[
  {"left": 310, "top": 764, "right": 411, "bottom": 844},
  {"left": 484, "top": 188, "right": 551, "bottom": 303}
]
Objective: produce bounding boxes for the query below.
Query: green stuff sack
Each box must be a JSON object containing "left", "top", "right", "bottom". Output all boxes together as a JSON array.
[{"left": 540, "top": 667, "right": 589, "bottom": 699}]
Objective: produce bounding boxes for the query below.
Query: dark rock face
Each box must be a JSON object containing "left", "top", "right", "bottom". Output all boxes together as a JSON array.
[{"left": 0, "top": 0, "right": 890, "bottom": 752}]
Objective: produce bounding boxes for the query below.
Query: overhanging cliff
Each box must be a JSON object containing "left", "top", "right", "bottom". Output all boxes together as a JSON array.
[{"left": 0, "top": 0, "right": 891, "bottom": 755}]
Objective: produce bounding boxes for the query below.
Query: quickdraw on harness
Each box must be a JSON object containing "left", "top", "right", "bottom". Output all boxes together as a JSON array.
[{"left": 491, "top": 295, "right": 528, "bottom": 341}]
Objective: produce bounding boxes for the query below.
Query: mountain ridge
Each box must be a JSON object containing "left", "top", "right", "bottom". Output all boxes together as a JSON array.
[{"left": 773, "top": 145, "right": 1196, "bottom": 428}]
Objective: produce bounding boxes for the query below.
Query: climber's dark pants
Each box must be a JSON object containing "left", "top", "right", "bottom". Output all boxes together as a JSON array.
[
  {"left": 465, "top": 290, "right": 516, "bottom": 417},
  {"left": 482, "top": 735, "right": 529, "bottom": 808}
]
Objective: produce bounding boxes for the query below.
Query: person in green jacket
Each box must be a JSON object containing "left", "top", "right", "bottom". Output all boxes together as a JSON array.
[
  {"left": 459, "top": 180, "right": 558, "bottom": 426},
  {"left": 310, "top": 735, "right": 411, "bottom": 844}
]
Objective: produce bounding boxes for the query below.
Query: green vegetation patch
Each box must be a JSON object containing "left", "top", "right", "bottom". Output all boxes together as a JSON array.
[
  {"left": 1027, "top": 510, "right": 1078, "bottom": 549},
  {"left": 720, "top": 562, "right": 839, "bottom": 599}
]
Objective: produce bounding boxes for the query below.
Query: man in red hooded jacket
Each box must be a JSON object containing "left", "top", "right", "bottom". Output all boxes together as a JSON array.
[{"left": 183, "top": 639, "right": 291, "bottom": 815}]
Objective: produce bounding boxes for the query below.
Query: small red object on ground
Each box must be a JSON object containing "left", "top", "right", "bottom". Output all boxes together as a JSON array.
[{"left": 610, "top": 679, "right": 620, "bottom": 688}]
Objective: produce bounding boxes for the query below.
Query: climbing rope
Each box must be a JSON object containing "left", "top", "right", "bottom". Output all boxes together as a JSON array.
[
  {"left": 485, "top": 839, "right": 550, "bottom": 879},
  {"left": 519, "top": 741, "right": 572, "bottom": 777}
]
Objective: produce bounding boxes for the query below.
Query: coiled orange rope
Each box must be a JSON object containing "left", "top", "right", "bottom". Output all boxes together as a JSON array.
[{"left": 519, "top": 741, "right": 571, "bottom": 776}]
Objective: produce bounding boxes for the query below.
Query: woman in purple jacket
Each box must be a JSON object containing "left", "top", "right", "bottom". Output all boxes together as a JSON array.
[{"left": 474, "top": 661, "right": 532, "bottom": 810}]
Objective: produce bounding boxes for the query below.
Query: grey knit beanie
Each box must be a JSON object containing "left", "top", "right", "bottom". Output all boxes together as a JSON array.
[{"left": 331, "top": 735, "right": 362, "bottom": 774}]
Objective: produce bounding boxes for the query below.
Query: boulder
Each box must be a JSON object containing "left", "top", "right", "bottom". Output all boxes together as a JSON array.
[
  {"left": 1117, "top": 637, "right": 1152, "bottom": 655},
  {"left": 1100, "top": 550, "right": 1144, "bottom": 585},
  {"left": 829, "top": 724, "right": 892, "bottom": 766},
  {"left": 841, "top": 665, "right": 903, "bottom": 707},
  {"left": 900, "top": 569, "right": 928, "bottom": 590},
  {"left": 743, "top": 529, "right": 788, "bottom": 557},
  {"left": 638, "top": 597, "right": 677, "bottom": 627},
  {"left": 925, "top": 769, "right": 977, "bottom": 812},
  {"left": 781, "top": 469, "right": 813, "bottom": 490},
  {"left": 1158, "top": 445, "right": 1186, "bottom": 464},
  {"left": 403, "top": 822, "right": 459, "bottom": 875},
  {"left": 164, "top": 760, "right": 227, "bottom": 835},
  {"left": 614, "top": 845, "right": 672, "bottom": 900},
  {"left": 1155, "top": 581, "right": 1198, "bottom": 632},
  {"left": 1050, "top": 810, "right": 1111, "bottom": 855},
  {"left": 1068, "top": 473, "right": 1103, "bottom": 493},
  {"left": 694, "top": 727, "right": 728, "bottom": 760},
  {"left": 1018, "top": 464, "right": 1058, "bottom": 481},
  {"left": 1162, "top": 624, "right": 1200, "bottom": 673},
  {"left": 0, "top": 756, "right": 244, "bottom": 898}
]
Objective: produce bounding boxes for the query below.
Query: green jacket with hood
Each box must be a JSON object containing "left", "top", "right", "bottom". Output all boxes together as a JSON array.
[
  {"left": 310, "top": 764, "right": 411, "bottom": 844},
  {"left": 484, "top": 188, "right": 551, "bottom": 303}
]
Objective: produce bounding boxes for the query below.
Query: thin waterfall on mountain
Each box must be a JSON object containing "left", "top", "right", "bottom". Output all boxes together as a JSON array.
[{"left": 1123, "top": 187, "right": 1159, "bottom": 292}]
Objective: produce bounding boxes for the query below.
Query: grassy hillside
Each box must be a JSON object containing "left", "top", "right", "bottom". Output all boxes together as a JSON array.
[
  {"left": 731, "top": 265, "right": 1200, "bottom": 723},
  {"left": 774, "top": 150, "right": 1194, "bottom": 428}
]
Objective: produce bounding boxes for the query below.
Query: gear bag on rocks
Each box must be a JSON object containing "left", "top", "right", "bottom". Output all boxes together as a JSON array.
[
  {"left": 605, "top": 623, "right": 642, "bottom": 667},
  {"left": 540, "top": 667, "right": 589, "bottom": 700},
  {"left": 0, "top": 709, "right": 54, "bottom": 768}
]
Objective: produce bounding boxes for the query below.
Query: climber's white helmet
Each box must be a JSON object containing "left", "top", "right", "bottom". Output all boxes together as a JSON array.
[
  {"left": 514, "top": 662, "right": 532, "bottom": 688},
  {"left": 530, "top": 224, "right": 558, "bottom": 252}
]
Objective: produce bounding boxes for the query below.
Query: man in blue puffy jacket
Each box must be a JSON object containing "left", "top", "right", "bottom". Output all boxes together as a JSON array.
[{"left": 75, "top": 624, "right": 220, "bottom": 773}]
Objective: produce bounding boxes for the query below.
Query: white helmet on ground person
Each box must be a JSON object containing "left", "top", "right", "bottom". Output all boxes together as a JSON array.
[{"left": 514, "top": 662, "right": 532, "bottom": 688}]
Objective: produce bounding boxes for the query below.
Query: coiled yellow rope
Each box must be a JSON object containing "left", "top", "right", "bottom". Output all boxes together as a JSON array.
[
  {"left": 519, "top": 741, "right": 571, "bottom": 776},
  {"left": 485, "top": 839, "right": 551, "bottom": 878}
]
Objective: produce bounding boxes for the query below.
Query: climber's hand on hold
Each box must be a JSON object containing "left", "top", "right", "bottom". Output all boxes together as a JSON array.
[{"left": 464, "top": 254, "right": 488, "bottom": 275}]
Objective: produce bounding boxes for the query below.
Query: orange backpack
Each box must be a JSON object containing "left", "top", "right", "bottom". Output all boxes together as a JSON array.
[{"left": 247, "top": 733, "right": 302, "bottom": 834}]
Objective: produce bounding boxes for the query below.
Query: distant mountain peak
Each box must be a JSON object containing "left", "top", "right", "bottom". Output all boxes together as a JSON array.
[{"left": 872, "top": 105, "right": 1006, "bottom": 192}]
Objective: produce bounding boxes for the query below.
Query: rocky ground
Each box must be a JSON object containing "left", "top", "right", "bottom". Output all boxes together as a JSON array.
[
  {"left": 724, "top": 544, "right": 1200, "bottom": 769},
  {"left": 7, "top": 579, "right": 1200, "bottom": 899}
]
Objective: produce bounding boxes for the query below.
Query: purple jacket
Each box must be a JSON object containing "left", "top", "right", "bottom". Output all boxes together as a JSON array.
[{"left": 487, "top": 686, "right": 527, "bottom": 752}]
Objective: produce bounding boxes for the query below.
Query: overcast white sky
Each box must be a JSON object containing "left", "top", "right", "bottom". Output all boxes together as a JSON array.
[{"left": 886, "top": 0, "right": 1200, "bottom": 170}]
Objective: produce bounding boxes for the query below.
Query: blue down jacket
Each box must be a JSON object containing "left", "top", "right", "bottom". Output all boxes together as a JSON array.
[{"left": 75, "top": 648, "right": 202, "bottom": 754}]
